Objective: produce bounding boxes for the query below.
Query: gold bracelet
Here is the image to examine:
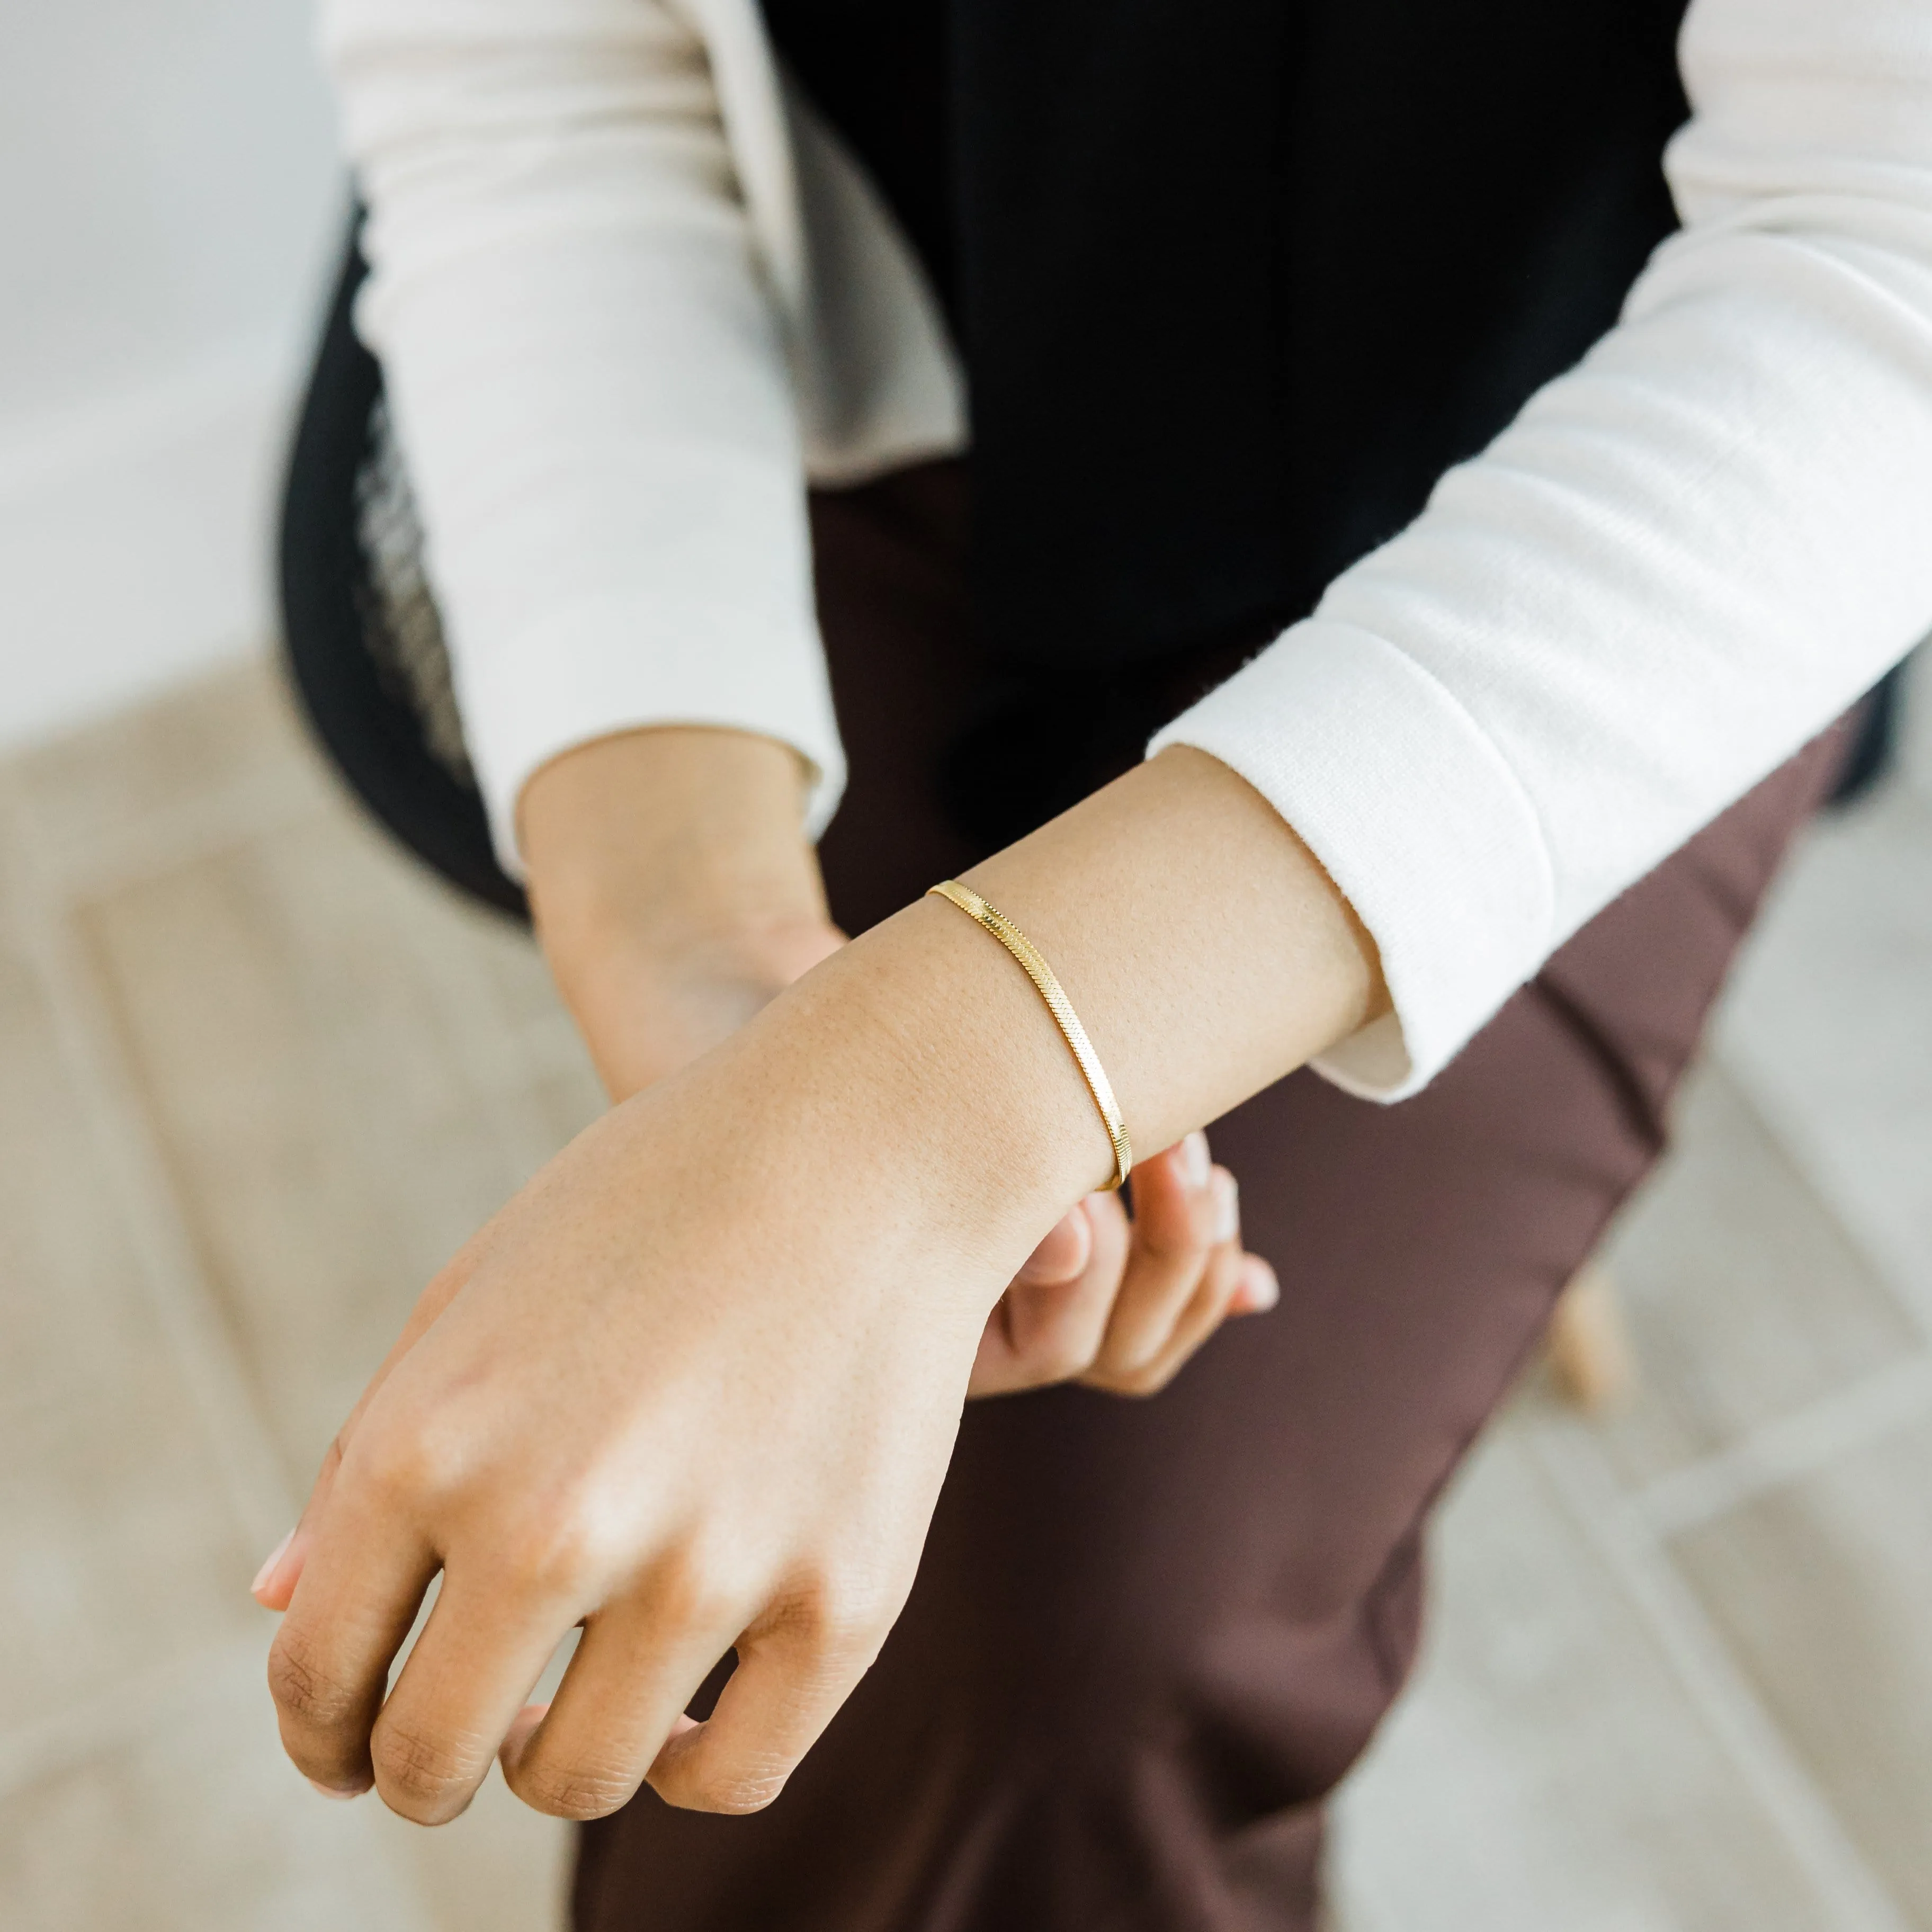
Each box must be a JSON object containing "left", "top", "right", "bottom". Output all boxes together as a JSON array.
[{"left": 926, "top": 879, "right": 1133, "bottom": 1191}]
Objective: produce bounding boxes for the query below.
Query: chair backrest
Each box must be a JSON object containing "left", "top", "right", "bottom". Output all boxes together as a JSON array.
[{"left": 278, "top": 217, "right": 529, "bottom": 922}]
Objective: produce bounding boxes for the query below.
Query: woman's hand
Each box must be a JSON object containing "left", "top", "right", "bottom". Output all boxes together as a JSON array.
[
  {"left": 519, "top": 727, "right": 846, "bottom": 1101},
  {"left": 979, "top": 1135, "right": 1276, "bottom": 1397},
  {"left": 254, "top": 746, "right": 1382, "bottom": 1828},
  {"left": 254, "top": 925, "right": 1098, "bottom": 1826},
  {"left": 251, "top": 1118, "right": 1266, "bottom": 1824},
  {"left": 521, "top": 727, "right": 1274, "bottom": 1401}
]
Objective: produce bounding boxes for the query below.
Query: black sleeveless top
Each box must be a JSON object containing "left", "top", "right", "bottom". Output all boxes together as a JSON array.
[{"left": 762, "top": 0, "right": 1689, "bottom": 674}]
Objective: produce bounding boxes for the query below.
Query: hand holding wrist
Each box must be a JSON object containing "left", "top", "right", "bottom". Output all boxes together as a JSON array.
[
  {"left": 517, "top": 727, "right": 840, "bottom": 1098},
  {"left": 257, "top": 735, "right": 1387, "bottom": 1832}
]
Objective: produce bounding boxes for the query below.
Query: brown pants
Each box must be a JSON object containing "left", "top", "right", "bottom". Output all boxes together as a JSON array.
[{"left": 574, "top": 464, "right": 1847, "bottom": 1931}]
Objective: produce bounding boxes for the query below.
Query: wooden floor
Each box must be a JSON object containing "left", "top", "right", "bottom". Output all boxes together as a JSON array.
[{"left": 0, "top": 655, "right": 1927, "bottom": 1930}]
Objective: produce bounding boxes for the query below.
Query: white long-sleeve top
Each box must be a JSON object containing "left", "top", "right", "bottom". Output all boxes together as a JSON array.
[{"left": 323, "top": 0, "right": 1932, "bottom": 1099}]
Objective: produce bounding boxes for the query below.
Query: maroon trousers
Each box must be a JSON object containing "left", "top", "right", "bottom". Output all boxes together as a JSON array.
[{"left": 574, "top": 464, "right": 1847, "bottom": 1931}]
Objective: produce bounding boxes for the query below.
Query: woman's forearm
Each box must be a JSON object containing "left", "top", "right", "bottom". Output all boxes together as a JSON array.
[
  {"left": 962, "top": 744, "right": 1388, "bottom": 1163},
  {"left": 517, "top": 727, "right": 1290, "bottom": 1398},
  {"left": 518, "top": 728, "right": 1385, "bottom": 1181},
  {"left": 788, "top": 744, "right": 1388, "bottom": 1239}
]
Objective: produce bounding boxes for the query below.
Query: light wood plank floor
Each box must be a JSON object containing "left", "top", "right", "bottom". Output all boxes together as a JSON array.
[{"left": 0, "top": 654, "right": 1926, "bottom": 1930}]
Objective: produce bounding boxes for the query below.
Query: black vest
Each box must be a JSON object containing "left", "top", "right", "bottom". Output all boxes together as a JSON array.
[{"left": 764, "top": 0, "right": 1689, "bottom": 669}]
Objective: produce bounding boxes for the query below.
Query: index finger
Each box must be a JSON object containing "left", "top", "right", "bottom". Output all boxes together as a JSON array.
[
  {"left": 254, "top": 1237, "right": 488, "bottom": 1614},
  {"left": 1089, "top": 1135, "right": 1221, "bottom": 1375},
  {"left": 266, "top": 1471, "right": 440, "bottom": 1797}
]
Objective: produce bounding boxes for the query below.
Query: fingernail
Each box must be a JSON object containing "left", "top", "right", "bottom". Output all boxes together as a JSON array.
[
  {"left": 1180, "top": 1132, "right": 1211, "bottom": 1189},
  {"left": 1213, "top": 1169, "right": 1240, "bottom": 1245},
  {"left": 1240, "top": 1258, "right": 1280, "bottom": 1312},
  {"left": 307, "top": 1778, "right": 363, "bottom": 1802},
  {"left": 252, "top": 1529, "right": 294, "bottom": 1596}
]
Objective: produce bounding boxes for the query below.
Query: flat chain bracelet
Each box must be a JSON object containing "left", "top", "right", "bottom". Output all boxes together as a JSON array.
[{"left": 926, "top": 879, "right": 1134, "bottom": 1191}]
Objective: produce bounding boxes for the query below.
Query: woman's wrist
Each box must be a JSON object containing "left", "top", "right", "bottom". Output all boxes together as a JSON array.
[
  {"left": 731, "top": 745, "right": 1389, "bottom": 1277},
  {"left": 520, "top": 726, "right": 829, "bottom": 960},
  {"left": 517, "top": 727, "right": 839, "bottom": 1096},
  {"left": 778, "top": 901, "right": 1110, "bottom": 1262},
  {"left": 514, "top": 727, "right": 1387, "bottom": 1265},
  {"left": 956, "top": 746, "right": 1386, "bottom": 1157}
]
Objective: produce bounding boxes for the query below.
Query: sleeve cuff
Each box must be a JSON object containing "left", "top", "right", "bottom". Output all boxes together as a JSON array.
[
  {"left": 1148, "top": 617, "right": 1558, "bottom": 1101},
  {"left": 454, "top": 589, "right": 848, "bottom": 881}
]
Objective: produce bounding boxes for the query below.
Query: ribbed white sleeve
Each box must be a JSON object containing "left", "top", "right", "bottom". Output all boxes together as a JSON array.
[
  {"left": 323, "top": 0, "right": 845, "bottom": 876},
  {"left": 329, "top": 0, "right": 1932, "bottom": 1101},
  {"left": 1154, "top": 0, "right": 1932, "bottom": 1098}
]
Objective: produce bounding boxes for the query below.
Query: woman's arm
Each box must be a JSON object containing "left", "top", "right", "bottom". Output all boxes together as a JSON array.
[
  {"left": 257, "top": 748, "right": 1379, "bottom": 1823},
  {"left": 273, "top": 0, "right": 1932, "bottom": 1840},
  {"left": 514, "top": 722, "right": 1375, "bottom": 1138},
  {"left": 516, "top": 724, "right": 1281, "bottom": 1398},
  {"left": 333, "top": 0, "right": 1932, "bottom": 1107},
  {"left": 1157, "top": 0, "right": 1932, "bottom": 1098},
  {"left": 323, "top": 0, "right": 850, "bottom": 872}
]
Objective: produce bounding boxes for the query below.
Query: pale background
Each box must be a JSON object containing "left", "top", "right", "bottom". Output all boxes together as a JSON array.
[
  {"left": 3, "top": 6, "right": 1931, "bottom": 1929},
  {"left": 0, "top": 0, "right": 339, "bottom": 754}
]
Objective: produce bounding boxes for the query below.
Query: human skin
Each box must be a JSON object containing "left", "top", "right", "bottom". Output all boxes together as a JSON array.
[
  {"left": 515, "top": 726, "right": 1278, "bottom": 1396},
  {"left": 253, "top": 734, "right": 1385, "bottom": 1826}
]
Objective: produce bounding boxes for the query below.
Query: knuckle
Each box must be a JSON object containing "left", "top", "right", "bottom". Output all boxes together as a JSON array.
[
  {"left": 775, "top": 1569, "right": 895, "bottom": 1663},
  {"left": 1087, "top": 1359, "right": 1170, "bottom": 1399},
  {"left": 485, "top": 1490, "right": 653, "bottom": 1605},
  {"left": 501, "top": 1515, "right": 613, "bottom": 1602},
  {"left": 1141, "top": 1188, "right": 1221, "bottom": 1263},
  {"left": 649, "top": 1545, "right": 752, "bottom": 1634},
  {"left": 514, "top": 1758, "right": 636, "bottom": 1821},
  {"left": 1092, "top": 1332, "right": 1159, "bottom": 1383},
  {"left": 1023, "top": 1330, "right": 1097, "bottom": 1384},
  {"left": 351, "top": 1418, "right": 463, "bottom": 1513},
  {"left": 818, "top": 1582, "right": 895, "bottom": 1655},
  {"left": 1136, "top": 1222, "right": 1201, "bottom": 1266},
  {"left": 267, "top": 1633, "right": 368, "bottom": 1733},
  {"left": 372, "top": 1721, "right": 475, "bottom": 1817},
  {"left": 689, "top": 1766, "right": 789, "bottom": 1815}
]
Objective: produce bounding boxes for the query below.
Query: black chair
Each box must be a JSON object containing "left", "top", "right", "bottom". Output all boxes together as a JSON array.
[
  {"left": 1831, "top": 659, "right": 1910, "bottom": 807},
  {"left": 278, "top": 217, "right": 529, "bottom": 922}
]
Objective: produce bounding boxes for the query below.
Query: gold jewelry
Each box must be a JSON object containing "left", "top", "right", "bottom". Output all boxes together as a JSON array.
[{"left": 926, "top": 879, "right": 1133, "bottom": 1191}]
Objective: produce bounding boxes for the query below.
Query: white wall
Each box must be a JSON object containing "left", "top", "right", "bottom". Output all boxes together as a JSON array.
[{"left": 0, "top": 0, "right": 343, "bottom": 749}]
